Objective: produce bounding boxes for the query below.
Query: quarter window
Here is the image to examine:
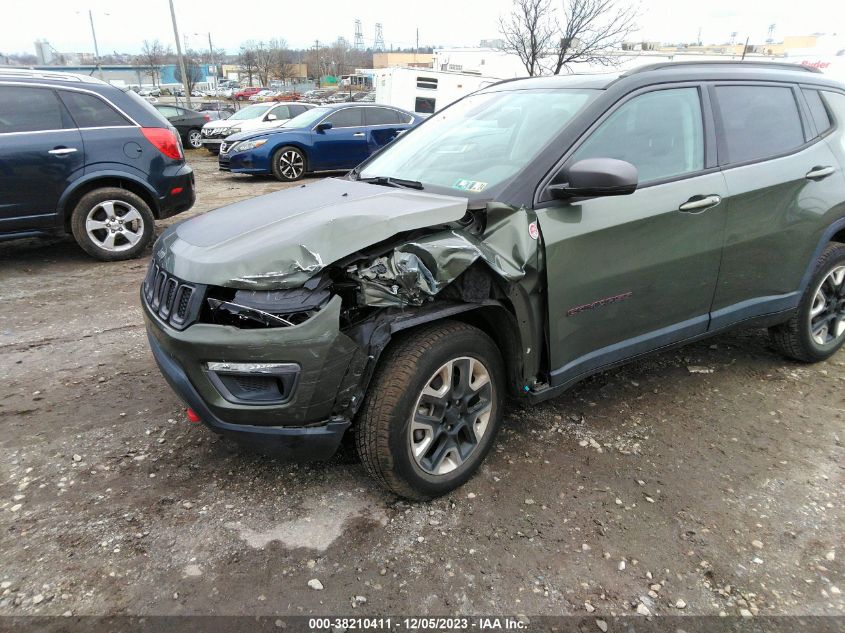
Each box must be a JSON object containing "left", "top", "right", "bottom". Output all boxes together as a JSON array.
[
  {"left": 0, "top": 87, "right": 66, "bottom": 133},
  {"left": 715, "top": 85, "right": 804, "bottom": 164},
  {"left": 323, "top": 107, "right": 363, "bottom": 128},
  {"left": 571, "top": 87, "right": 704, "bottom": 183},
  {"left": 60, "top": 91, "right": 131, "bottom": 128}
]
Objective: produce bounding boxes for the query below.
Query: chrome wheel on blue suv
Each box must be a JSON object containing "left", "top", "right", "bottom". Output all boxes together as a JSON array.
[{"left": 71, "top": 188, "right": 154, "bottom": 261}]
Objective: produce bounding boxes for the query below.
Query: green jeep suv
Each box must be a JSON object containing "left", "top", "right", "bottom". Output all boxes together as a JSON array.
[{"left": 143, "top": 61, "right": 845, "bottom": 499}]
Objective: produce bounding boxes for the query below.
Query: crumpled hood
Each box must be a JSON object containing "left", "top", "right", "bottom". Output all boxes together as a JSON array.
[{"left": 154, "top": 178, "right": 469, "bottom": 289}]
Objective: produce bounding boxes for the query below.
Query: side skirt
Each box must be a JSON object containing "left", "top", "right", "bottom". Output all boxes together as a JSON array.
[{"left": 530, "top": 302, "right": 797, "bottom": 405}]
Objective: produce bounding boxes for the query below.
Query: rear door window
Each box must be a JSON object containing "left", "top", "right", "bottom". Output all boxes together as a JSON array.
[
  {"left": 365, "top": 107, "right": 403, "bottom": 125},
  {"left": 803, "top": 89, "right": 833, "bottom": 135},
  {"left": 269, "top": 105, "right": 290, "bottom": 120},
  {"left": 155, "top": 105, "right": 180, "bottom": 118},
  {"left": 571, "top": 87, "right": 705, "bottom": 184},
  {"left": 0, "top": 86, "right": 66, "bottom": 133},
  {"left": 60, "top": 91, "right": 131, "bottom": 128},
  {"left": 714, "top": 85, "right": 805, "bottom": 164}
]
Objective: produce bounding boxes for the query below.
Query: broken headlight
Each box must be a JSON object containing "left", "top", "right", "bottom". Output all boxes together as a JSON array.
[{"left": 206, "top": 277, "right": 332, "bottom": 329}]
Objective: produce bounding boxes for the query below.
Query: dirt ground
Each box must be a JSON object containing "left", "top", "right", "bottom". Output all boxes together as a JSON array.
[{"left": 0, "top": 151, "right": 842, "bottom": 622}]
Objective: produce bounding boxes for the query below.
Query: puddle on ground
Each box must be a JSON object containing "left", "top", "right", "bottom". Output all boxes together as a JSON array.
[{"left": 225, "top": 496, "right": 388, "bottom": 552}]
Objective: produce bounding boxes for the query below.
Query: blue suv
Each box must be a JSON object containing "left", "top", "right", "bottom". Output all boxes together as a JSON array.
[{"left": 0, "top": 69, "right": 195, "bottom": 261}]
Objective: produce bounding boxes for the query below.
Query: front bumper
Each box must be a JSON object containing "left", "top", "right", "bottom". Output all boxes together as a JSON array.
[
  {"left": 201, "top": 138, "right": 224, "bottom": 148},
  {"left": 218, "top": 150, "right": 266, "bottom": 174},
  {"left": 142, "top": 293, "right": 362, "bottom": 459}
]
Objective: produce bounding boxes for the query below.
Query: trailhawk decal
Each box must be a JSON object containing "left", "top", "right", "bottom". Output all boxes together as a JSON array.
[{"left": 566, "top": 291, "right": 633, "bottom": 317}]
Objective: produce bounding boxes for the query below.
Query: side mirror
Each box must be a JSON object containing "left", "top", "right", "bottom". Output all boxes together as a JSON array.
[
  {"left": 315, "top": 122, "right": 333, "bottom": 132},
  {"left": 266, "top": 113, "right": 277, "bottom": 121},
  {"left": 547, "top": 158, "right": 638, "bottom": 199}
]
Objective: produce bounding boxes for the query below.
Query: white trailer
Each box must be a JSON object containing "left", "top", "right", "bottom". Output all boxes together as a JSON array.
[{"left": 373, "top": 67, "right": 501, "bottom": 116}]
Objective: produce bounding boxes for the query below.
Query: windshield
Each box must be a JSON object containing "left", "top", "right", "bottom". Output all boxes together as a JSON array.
[
  {"left": 228, "top": 104, "right": 272, "bottom": 120},
  {"left": 359, "top": 88, "right": 598, "bottom": 193},
  {"left": 281, "top": 107, "right": 331, "bottom": 128}
]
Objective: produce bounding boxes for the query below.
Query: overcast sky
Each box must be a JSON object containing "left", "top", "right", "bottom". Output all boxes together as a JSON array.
[{"left": 2, "top": 0, "right": 843, "bottom": 57}]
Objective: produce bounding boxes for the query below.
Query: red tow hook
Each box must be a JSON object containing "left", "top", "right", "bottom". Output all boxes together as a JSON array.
[{"left": 186, "top": 407, "right": 201, "bottom": 424}]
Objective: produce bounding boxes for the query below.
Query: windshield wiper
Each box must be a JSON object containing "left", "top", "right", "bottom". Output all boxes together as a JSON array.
[{"left": 359, "top": 175, "right": 424, "bottom": 190}]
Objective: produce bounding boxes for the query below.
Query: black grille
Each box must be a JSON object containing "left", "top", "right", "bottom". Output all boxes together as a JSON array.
[
  {"left": 233, "top": 375, "right": 275, "bottom": 393},
  {"left": 143, "top": 262, "right": 204, "bottom": 330}
]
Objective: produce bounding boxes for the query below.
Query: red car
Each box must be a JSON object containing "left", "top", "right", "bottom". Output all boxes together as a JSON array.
[{"left": 233, "top": 87, "right": 265, "bottom": 101}]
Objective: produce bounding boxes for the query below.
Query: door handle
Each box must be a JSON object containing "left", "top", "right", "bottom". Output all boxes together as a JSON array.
[
  {"left": 805, "top": 165, "right": 835, "bottom": 180},
  {"left": 352, "top": 132, "right": 366, "bottom": 137},
  {"left": 679, "top": 194, "right": 721, "bottom": 213},
  {"left": 48, "top": 147, "right": 78, "bottom": 155}
]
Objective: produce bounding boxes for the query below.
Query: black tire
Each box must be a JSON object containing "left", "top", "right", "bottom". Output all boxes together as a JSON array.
[
  {"left": 207, "top": 147, "right": 220, "bottom": 156},
  {"left": 770, "top": 242, "right": 845, "bottom": 362},
  {"left": 70, "top": 187, "right": 155, "bottom": 261},
  {"left": 186, "top": 128, "right": 203, "bottom": 149},
  {"left": 271, "top": 146, "right": 307, "bottom": 182},
  {"left": 355, "top": 321, "right": 505, "bottom": 500}
]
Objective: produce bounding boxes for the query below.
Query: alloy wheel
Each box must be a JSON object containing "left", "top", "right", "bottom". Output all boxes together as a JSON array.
[
  {"left": 409, "top": 356, "right": 493, "bottom": 476},
  {"left": 187, "top": 130, "right": 202, "bottom": 149},
  {"left": 809, "top": 265, "right": 845, "bottom": 345},
  {"left": 278, "top": 149, "right": 305, "bottom": 179},
  {"left": 85, "top": 200, "right": 144, "bottom": 253}
]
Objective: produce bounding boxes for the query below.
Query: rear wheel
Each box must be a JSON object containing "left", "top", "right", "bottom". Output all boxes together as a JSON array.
[
  {"left": 770, "top": 242, "right": 845, "bottom": 362},
  {"left": 186, "top": 128, "right": 202, "bottom": 149},
  {"left": 271, "top": 146, "right": 307, "bottom": 182},
  {"left": 70, "top": 187, "right": 154, "bottom": 261},
  {"left": 356, "top": 321, "right": 505, "bottom": 500}
]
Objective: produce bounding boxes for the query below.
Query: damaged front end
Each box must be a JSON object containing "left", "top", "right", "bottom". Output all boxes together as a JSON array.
[{"left": 143, "top": 179, "right": 546, "bottom": 457}]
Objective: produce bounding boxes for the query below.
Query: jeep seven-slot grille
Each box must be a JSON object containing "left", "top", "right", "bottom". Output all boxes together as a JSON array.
[{"left": 143, "top": 262, "right": 204, "bottom": 330}]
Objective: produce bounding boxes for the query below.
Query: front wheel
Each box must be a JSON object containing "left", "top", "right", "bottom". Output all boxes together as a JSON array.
[
  {"left": 186, "top": 128, "right": 203, "bottom": 149},
  {"left": 271, "top": 146, "right": 306, "bottom": 182},
  {"left": 770, "top": 242, "right": 845, "bottom": 362},
  {"left": 70, "top": 188, "right": 154, "bottom": 261},
  {"left": 355, "top": 321, "right": 505, "bottom": 500}
]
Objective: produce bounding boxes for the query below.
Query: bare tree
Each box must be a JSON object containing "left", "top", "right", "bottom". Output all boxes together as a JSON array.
[
  {"left": 548, "top": 0, "right": 639, "bottom": 74},
  {"left": 253, "top": 41, "right": 275, "bottom": 86},
  {"left": 271, "top": 43, "right": 296, "bottom": 84},
  {"left": 498, "top": 0, "right": 556, "bottom": 77},
  {"left": 238, "top": 42, "right": 259, "bottom": 86},
  {"left": 137, "top": 39, "right": 170, "bottom": 87},
  {"left": 266, "top": 38, "right": 294, "bottom": 84}
]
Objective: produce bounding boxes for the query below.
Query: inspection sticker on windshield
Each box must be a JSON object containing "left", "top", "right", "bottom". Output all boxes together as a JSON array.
[{"left": 453, "top": 179, "right": 487, "bottom": 193}]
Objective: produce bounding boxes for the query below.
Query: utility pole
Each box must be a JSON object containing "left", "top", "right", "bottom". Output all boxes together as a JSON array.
[
  {"left": 207, "top": 32, "right": 216, "bottom": 86},
  {"left": 168, "top": 0, "right": 191, "bottom": 108},
  {"left": 415, "top": 28, "right": 419, "bottom": 64},
  {"left": 314, "top": 39, "right": 321, "bottom": 87},
  {"left": 88, "top": 10, "right": 103, "bottom": 79}
]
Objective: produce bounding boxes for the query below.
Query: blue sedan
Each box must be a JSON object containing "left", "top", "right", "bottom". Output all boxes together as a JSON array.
[{"left": 218, "top": 103, "right": 421, "bottom": 181}]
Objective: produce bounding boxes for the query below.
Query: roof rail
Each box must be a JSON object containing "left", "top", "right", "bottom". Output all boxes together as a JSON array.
[
  {"left": 622, "top": 60, "right": 822, "bottom": 76},
  {"left": 0, "top": 68, "right": 104, "bottom": 83}
]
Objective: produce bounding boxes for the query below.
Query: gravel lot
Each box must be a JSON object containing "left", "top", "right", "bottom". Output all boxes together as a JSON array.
[{"left": 0, "top": 151, "right": 843, "bottom": 621}]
